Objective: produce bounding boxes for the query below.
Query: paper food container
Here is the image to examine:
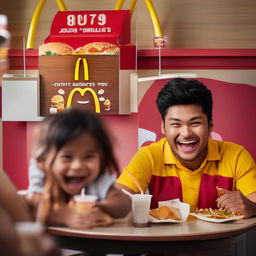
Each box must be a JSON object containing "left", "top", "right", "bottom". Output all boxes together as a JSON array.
[{"left": 149, "top": 198, "right": 190, "bottom": 223}]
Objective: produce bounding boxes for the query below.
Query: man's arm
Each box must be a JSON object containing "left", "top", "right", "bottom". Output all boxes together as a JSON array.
[
  {"left": 216, "top": 190, "right": 256, "bottom": 218},
  {"left": 97, "top": 183, "right": 132, "bottom": 218},
  {"left": 247, "top": 192, "right": 256, "bottom": 202}
]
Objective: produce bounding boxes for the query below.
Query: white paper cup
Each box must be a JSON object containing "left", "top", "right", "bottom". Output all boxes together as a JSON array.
[
  {"left": 16, "top": 222, "right": 44, "bottom": 255},
  {"left": 131, "top": 194, "right": 152, "bottom": 227},
  {"left": 16, "top": 221, "right": 44, "bottom": 235},
  {"left": 73, "top": 195, "right": 98, "bottom": 212}
]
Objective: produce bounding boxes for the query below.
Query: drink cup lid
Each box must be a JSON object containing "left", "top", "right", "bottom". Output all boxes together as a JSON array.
[
  {"left": 131, "top": 194, "right": 152, "bottom": 198},
  {"left": 73, "top": 194, "right": 98, "bottom": 202},
  {"left": 15, "top": 222, "right": 44, "bottom": 235}
]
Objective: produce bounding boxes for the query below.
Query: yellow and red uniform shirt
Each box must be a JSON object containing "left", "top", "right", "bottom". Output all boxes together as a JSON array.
[{"left": 117, "top": 138, "right": 256, "bottom": 211}]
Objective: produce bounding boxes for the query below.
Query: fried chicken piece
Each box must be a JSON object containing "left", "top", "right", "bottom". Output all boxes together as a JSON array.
[{"left": 149, "top": 205, "right": 181, "bottom": 220}]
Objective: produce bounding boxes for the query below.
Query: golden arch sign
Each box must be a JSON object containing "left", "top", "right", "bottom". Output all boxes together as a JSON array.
[
  {"left": 39, "top": 55, "right": 121, "bottom": 115},
  {"left": 74, "top": 58, "right": 89, "bottom": 81},
  {"left": 27, "top": 0, "right": 162, "bottom": 49},
  {"left": 67, "top": 88, "right": 100, "bottom": 113}
]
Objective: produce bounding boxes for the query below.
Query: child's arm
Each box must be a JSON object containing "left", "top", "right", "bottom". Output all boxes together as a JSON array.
[
  {"left": 97, "top": 183, "right": 131, "bottom": 218},
  {"left": 47, "top": 204, "right": 113, "bottom": 229},
  {"left": 30, "top": 194, "right": 97, "bottom": 229}
]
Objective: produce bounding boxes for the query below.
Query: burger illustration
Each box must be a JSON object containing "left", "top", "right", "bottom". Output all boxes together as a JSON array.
[
  {"left": 98, "top": 89, "right": 104, "bottom": 95},
  {"left": 103, "top": 99, "right": 111, "bottom": 111},
  {"left": 75, "top": 42, "right": 120, "bottom": 55},
  {"left": 39, "top": 42, "right": 74, "bottom": 56},
  {"left": 50, "top": 95, "right": 65, "bottom": 113}
]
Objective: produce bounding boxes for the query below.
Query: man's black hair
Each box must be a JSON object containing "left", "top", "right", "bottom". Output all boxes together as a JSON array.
[{"left": 156, "top": 78, "right": 213, "bottom": 123}]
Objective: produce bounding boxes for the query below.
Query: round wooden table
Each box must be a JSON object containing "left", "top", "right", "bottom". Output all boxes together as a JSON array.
[{"left": 48, "top": 216, "right": 256, "bottom": 255}]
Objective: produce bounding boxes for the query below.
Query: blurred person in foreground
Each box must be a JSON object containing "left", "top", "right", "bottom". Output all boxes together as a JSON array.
[
  {"left": 117, "top": 78, "right": 256, "bottom": 218},
  {"left": 0, "top": 14, "right": 61, "bottom": 256}
]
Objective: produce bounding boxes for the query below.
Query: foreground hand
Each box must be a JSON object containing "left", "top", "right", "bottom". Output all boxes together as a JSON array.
[
  {"left": 216, "top": 189, "right": 255, "bottom": 218},
  {"left": 36, "top": 233, "right": 62, "bottom": 256},
  {"left": 65, "top": 207, "right": 113, "bottom": 229},
  {"left": 18, "top": 232, "right": 61, "bottom": 256}
]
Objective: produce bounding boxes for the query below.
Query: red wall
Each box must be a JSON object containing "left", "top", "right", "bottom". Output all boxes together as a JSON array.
[
  {"left": 2, "top": 121, "right": 28, "bottom": 188},
  {"left": 3, "top": 114, "right": 138, "bottom": 190},
  {"left": 139, "top": 78, "right": 256, "bottom": 160}
]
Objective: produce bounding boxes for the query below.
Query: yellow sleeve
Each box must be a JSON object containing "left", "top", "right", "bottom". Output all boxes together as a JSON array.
[
  {"left": 235, "top": 147, "right": 256, "bottom": 196},
  {"left": 117, "top": 146, "right": 155, "bottom": 193}
]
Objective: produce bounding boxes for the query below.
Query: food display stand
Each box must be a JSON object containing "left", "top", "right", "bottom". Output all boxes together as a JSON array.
[{"left": 39, "top": 10, "right": 136, "bottom": 116}]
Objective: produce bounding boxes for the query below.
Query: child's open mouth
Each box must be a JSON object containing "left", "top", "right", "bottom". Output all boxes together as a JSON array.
[
  {"left": 65, "top": 176, "right": 85, "bottom": 183},
  {"left": 64, "top": 176, "right": 86, "bottom": 192}
]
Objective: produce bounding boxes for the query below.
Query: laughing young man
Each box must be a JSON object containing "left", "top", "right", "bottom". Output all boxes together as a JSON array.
[{"left": 117, "top": 78, "right": 256, "bottom": 217}]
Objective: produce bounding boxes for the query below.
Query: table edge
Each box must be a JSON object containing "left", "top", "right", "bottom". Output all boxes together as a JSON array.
[{"left": 48, "top": 219, "right": 256, "bottom": 241}]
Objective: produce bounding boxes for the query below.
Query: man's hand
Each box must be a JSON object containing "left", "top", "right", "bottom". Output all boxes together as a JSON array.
[{"left": 216, "top": 189, "right": 256, "bottom": 218}]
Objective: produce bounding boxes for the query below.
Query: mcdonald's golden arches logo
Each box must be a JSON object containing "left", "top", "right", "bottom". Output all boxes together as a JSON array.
[
  {"left": 66, "top": 88, "right": 101, "bottom": 113},
  {"left": 74, "top": 57, "right": 89, "bottom": 81}
]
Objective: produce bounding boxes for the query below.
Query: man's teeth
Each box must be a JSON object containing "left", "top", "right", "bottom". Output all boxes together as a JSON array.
[{"left": 179, "top": 141, "right": 196, "bottom": 144}]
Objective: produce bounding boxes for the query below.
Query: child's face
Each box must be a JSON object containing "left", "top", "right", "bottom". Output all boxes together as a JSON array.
[{"left": 50, "top": 132, "right": 101, "bottom": 196}]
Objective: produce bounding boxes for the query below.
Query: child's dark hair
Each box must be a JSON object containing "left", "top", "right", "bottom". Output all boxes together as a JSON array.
[
  {"left": 156, "top": 78, "right": 213, "bottom": 123},
  {"left": 36, "top": 108, "right": 119, "bottom": 175}
]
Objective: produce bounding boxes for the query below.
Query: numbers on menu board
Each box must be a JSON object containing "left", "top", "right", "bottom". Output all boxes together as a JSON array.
[{"left": 67, "top": 14, "right": 107, "bottom": 26}]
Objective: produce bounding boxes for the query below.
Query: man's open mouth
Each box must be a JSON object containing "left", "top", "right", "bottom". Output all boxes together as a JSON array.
[{"left": 176, "top": 141, "right": 198, "bottom": 153}]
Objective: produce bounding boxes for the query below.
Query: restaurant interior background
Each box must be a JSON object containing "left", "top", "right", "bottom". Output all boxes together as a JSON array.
[
  {"left": 1, "top": 0, "right": 256, "bottom": 234},
  {"left": 0, "top": 0, "right": 256, "bottom": 254},
  {"left": 1, "top": 0, "right": 255, "bottom": 181},
  {"left": 2, "top": 0, "right": 256, "bottom": 49},
  {"left": 1, "top": 0, "right": 256, "bottom": 184}
]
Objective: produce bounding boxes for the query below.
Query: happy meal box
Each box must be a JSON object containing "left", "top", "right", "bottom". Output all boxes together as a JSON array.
[{"left": 39, "top": 10, "right": 136, "bottom": 116}]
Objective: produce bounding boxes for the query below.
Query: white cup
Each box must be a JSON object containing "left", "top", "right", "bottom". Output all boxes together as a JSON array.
[
  {"left": 16, "top": 221, "right": 44, "bottom": 235},
  {"left": 131, "top": 194, "right": 152, "bottom": 227},
  {"left": 73, "top": 195, "right": 98, "bottom": 212},
  {"left": 15, "top": 222, "right": 44, "bottom": 256}
]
